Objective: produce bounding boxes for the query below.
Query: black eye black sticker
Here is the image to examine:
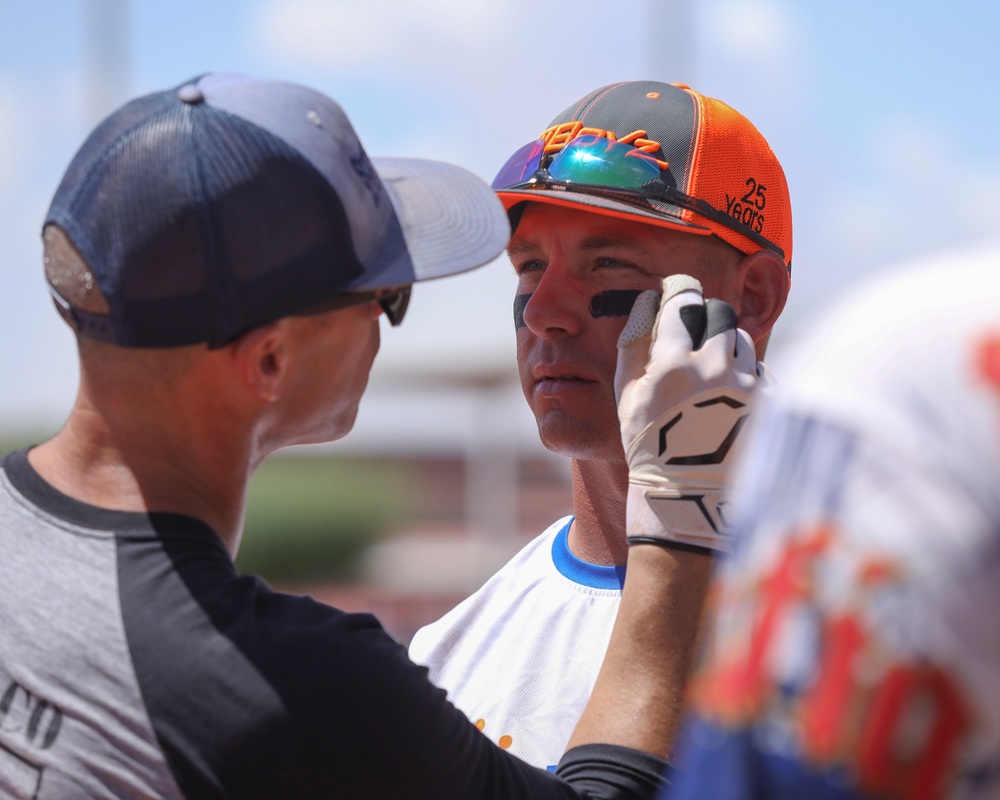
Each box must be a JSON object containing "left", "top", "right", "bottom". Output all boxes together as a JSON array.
[
  {"left": 589, "top": 290, "right": 642, "bottom": 318},
  {"left": 514, "top": 289, "right": 644, "bottom": 329},
  {"left": 514, "top": 293, "right": 531, "bottom": 329}
]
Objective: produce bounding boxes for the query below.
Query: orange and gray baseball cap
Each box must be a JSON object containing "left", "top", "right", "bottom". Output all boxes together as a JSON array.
[
  {"left": 492, "top": 80, "right": 792, "bottom": 269},
  {"left": 45, "top": 73, "right": 510, "bottom": 347}
]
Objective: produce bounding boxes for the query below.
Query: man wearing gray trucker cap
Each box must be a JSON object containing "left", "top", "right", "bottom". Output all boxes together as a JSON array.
[{"left": 0, "top": 72, "right": 757, "bottom": 798}]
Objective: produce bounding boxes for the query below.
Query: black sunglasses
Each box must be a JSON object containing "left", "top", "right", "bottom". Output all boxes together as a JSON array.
[
  {"left": 300, "top": 286, "right": 412, "bottom": 327},
  {"left": 206, "top": 286, "right": 411, "bottom": 349}
]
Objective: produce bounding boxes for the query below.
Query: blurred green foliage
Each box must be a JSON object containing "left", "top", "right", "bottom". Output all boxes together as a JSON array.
[
  {"left": 0, "top": 429, "right": 59, "bottom": 455},
  {"left": 1, "top": 434, "right": 410, "bottom": 585},
  {"left": 237, "top": 455, "right": 411, "bottom": 585}
]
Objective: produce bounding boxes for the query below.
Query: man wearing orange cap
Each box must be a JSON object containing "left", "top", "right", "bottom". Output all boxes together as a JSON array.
[{"left": 410, "top": 80, "right": 793, "bottom": 771}]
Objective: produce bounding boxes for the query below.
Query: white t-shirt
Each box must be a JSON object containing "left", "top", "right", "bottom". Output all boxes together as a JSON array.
[{"left": 409, "top": 517, "right": 625, "bottom": 771}]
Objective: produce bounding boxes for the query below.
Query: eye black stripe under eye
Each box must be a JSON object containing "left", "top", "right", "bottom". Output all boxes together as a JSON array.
[
  {"left": 589, "top": 290, "right": 642, "bottom": 318},
  {"left": 514, "top": 293, "right": 530, "bottom": 329},
  {"left": 514, "top": 289, "right": 643, "bottom": 329}
]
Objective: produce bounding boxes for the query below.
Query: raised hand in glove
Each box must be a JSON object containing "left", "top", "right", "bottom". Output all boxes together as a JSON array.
[{"left": 615, "top": 274, "right": 772, "bottom": 554}]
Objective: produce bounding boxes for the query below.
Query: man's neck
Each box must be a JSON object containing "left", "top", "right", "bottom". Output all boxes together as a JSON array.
[
  {"left": 28, "top": 402, "right": 253, "bottom": 555},
  {"left": 567, "top": 458, "right": 629, "bottom": 566}
]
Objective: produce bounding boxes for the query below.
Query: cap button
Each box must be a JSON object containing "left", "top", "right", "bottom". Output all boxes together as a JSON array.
[{"left": 177, "top": 84, "right": 204, "bottom": 105}]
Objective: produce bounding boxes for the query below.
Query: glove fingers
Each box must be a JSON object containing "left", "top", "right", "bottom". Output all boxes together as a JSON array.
[
  {"left": 754, "top": 359, "right": 776, "bottom": 394},
  {"left": 617, "top": 275, "right": 708, "bottom": 352},
  {"left": 661, "top": 274, "right": 705, "bottom": 303},
  {"left": 703, "top": 299, "right": 738, "bottom": 345},
  {"left": 616, "top": 275, "right": 755, "bottom": 403},
  {"left": 735, "top": 328, "right": 757, "bottom": 374},
  {"left": 697, "top": 325, "right": 757, "bottom": 381},
  {"left": 617, "top": 290, "right": 660, "bottom": 348},
  {"left": 648, "top": 288, "right": 711, "bottom": 364},
  {"left": 615, "top": 290, "right": 659, "bottom": 403},
  {"left": 616, "top": 277, "right": 709, "bottom": 402}
]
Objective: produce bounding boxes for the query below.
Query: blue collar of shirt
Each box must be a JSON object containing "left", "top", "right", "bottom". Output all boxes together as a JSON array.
[{"left": 550, "top": 518, "right": 626, "bottom": 590}]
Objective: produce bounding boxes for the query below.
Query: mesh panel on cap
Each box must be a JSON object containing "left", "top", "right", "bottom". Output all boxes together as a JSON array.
[
  {"left": 47, "top": 96, "right": 365, "bottom": 347},
  {"left": 685, "top": 92, "right": 792, "bottom": 266}
]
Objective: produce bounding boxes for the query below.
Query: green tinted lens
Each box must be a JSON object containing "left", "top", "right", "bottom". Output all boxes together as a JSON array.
[{"left": 547, "top": 134, "right": 662, "bottom": 189}]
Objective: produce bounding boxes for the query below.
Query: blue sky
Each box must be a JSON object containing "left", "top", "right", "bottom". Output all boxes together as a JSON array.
[{"left": 2, "top": 0, "right": 999, "bottom": 450}]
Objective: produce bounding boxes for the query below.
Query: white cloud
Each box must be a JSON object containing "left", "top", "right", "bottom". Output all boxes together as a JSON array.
[
  {"left": 708, "top": 0, "right": 795, "bottom": 53},
  {"left": 248, "top": 0, "right": 652, "bottom": 109},
  {"left": 251, "top": 0, "right": 506, "bottom": 70},
  {"left": 699, "top": 0, "right": 808, "bottom": 115},
  {"left": 246, "top": 0, "right": 658, "bottom": 182}
]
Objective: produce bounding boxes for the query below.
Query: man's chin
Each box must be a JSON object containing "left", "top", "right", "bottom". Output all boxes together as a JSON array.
[
  {"left": 536, "top": 421, "right": 624, "bottom": 464},
  {"left": 283, "top": 408, "right": 360, "bottom": 450}
]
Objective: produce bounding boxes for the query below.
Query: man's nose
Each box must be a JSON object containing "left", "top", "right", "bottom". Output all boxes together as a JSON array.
[{"left": 519, "top": 267, "right": 587, "bottom": 338}]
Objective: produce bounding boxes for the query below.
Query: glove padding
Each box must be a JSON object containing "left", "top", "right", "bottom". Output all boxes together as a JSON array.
[{"left": 615, "top": 275, "right": 771, "bottom": 554}]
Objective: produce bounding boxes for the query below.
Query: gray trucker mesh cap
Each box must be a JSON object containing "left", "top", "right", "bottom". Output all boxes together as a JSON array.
[{"left": 44, "top": 72, "right": 510, "bottom": 348}]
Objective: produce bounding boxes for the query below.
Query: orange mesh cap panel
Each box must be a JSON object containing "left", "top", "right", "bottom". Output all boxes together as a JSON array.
[{"left": 685, "top": 89, "right": 793, "bottom": 267}]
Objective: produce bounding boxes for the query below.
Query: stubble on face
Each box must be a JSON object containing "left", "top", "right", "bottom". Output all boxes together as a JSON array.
[
  {"left": 510, "top": 203, "right": 742, "bottom": 465},
  {"left": 283, "top": 303, "right": 381, "bottom": 447}
]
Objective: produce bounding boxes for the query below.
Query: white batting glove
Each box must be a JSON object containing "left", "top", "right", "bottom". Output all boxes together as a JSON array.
[{"left": 615, "top": 275, "right": 771, "bottom": 554}]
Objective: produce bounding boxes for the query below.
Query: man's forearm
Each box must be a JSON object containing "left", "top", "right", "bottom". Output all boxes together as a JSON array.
[{"left": 567, "top": 544, "right": 714, "bottom": 758}]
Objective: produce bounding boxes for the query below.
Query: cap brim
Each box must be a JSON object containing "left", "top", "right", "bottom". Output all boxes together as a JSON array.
[
  {"left": 495, "top": 187, "right": 714, "bottom": 238},
  {"left": 346, "top": 158, "right": 511, "bottom": 293}
]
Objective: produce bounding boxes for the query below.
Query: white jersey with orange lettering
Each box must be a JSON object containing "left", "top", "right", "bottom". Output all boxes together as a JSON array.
[
  {"left": 666, "top": 245, "right": 1000, "bottom": 800},
  {"left": 409, "top": 517, "right": 624, "bottom": 772}
]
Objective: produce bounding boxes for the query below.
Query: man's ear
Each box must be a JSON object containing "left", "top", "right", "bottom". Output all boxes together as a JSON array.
[
  {"left": 231, "top": 322, "right": 288, "bottom": 402},
  {"left": 733, "top": 249, "right": 790, "bottom": 353}
]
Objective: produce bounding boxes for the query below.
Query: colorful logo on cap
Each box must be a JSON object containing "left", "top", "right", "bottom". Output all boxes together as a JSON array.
[{"left": 539, "top": 122, "right": 669, "bottom": 171}]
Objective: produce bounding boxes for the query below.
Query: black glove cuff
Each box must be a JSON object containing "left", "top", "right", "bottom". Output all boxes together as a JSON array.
[{"left": 626, "top": 536, "right": 718, "bottom": 557}]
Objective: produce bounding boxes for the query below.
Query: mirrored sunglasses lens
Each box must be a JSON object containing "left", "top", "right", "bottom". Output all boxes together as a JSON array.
[
  {"left": 548, "top": 134, "right": 662, "bottom": 190},
  {"left": 490, "top": 139, "right": 547, "bottom": 189}
]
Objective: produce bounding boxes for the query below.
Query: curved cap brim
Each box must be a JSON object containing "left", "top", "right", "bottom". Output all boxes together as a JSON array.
[
  {"left": 496, "top": 187, "right": 714, "bottom": 238},
  {"left": 347, "top": 157, "right": 512, "bottom": 293}
]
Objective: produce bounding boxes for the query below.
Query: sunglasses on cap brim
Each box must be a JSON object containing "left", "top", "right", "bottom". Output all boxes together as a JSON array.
[{"left": 491, "top": 134, "right": 785, "bottom": 262}]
